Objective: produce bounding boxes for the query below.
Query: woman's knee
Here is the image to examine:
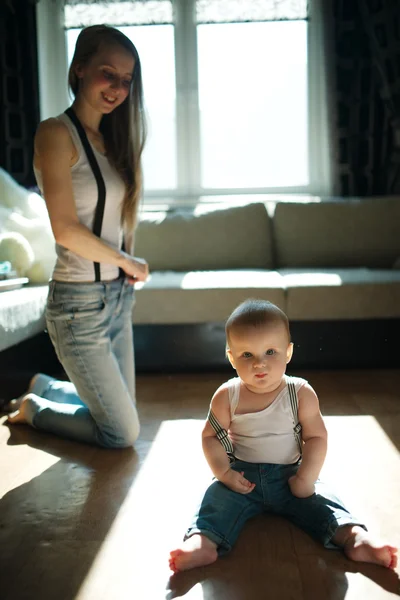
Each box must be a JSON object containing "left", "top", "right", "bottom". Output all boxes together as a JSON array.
[{"left": 98, "top": 421, "right": 140, "bottom": 449}]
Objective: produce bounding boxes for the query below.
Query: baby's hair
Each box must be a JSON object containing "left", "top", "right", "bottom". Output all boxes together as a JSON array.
[{"left": 225, "top": 299, "right": 291, "bottom": 347}]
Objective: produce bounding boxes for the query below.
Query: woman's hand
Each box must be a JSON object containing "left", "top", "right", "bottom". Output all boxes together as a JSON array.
[{"left": 120, "top": 254, "right": 149, "bottom": 283}]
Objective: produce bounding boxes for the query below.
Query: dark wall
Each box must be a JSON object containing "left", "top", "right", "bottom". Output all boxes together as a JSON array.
[{"left": 0, "top": 0, "right": 40, "bottom": 188}]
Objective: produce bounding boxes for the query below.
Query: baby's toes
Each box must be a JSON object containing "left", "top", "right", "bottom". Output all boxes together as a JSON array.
[
  {"left": 169, "top": 558, "right": 178, "bottom": 573},
  {"left": 389, "top": 550, "right": 398, "bottom": 569}
]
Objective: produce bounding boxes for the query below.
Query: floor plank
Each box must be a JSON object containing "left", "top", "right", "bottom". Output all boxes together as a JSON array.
[{"left": 0, "top": 369, "right": 399, "bottom": 599}]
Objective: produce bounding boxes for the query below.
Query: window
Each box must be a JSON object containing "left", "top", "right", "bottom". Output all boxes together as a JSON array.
[
  {"left": 197, "top": 21, "right": 308, "bottom": 189},
  {"left": 38, "top": 0, "right": 331, "bottom": 205}
]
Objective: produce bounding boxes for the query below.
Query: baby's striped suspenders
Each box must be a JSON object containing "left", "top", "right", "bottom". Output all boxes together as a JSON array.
[
  {"left": 287, "top": 379, "right": 303, "bottom": 456},
  {"left": 208, "top": 377, "right": 303, "bottom": 461},
  {"left": 207, "top": 409, "right": 236, "bottom": 463}
]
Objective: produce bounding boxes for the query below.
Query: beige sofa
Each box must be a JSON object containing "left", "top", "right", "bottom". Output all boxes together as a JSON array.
[
  {"left": 1, "top": 197, "right": 399, "bottom": 369},
  {"left": 133, "top": 197, "right": 400, "bottom": 325}
]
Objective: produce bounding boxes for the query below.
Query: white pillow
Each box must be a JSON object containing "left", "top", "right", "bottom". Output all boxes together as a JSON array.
[{"left": 0, "top": 232, "right": 34, "bottom": 276}]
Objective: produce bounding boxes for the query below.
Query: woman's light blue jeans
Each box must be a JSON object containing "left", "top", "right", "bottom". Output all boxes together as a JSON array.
[{"left": 23, "top": 278, "right": 140, "bottom": 448}]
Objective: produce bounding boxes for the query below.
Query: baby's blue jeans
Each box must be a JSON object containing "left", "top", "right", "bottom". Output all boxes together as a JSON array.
[
  {"left": 186, "top": 459, "right": 366, "bottom": 553},
  {"left": 23, "top": 278, "right": 139, "bottom": 448}
]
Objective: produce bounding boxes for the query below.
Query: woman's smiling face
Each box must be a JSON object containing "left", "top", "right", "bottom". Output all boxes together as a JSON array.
[{"left": 75, "top": 43, "right": 135, "bottom": 114}]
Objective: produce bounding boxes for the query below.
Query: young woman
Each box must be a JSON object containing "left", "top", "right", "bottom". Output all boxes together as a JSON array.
[{"left": 7, "top": 25, "right": 148, "bottom": 448}]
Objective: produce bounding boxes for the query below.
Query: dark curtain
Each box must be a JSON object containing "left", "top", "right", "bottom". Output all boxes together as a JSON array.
[
  {"left": 330, "top": 0, "right": 400, "bottom": 196},
  {"left": 358, "top": 0, "right": 400, "bottom": 193},
  {"left": 0, "top": 0, "right": 40, "bottom": 188}
]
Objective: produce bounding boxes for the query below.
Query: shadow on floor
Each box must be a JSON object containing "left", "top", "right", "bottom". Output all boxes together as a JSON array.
[{"left": 0, "top": 423, "right": 154, "bottom": 600}]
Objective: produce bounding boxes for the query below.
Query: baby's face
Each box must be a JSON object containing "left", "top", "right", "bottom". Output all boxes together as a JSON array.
[{"left": 228, "top": 322, "right": 293, "bottom": 394}]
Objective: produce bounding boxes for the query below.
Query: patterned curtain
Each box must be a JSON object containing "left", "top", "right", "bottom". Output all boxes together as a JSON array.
[
  {"left": 64, "top": 0, "right": 309, "bottom": 28},
  {"left": 0, "top": 1, "right": 39, "bottom": 187},
  {"left": 358, "top": 0, "right": 400, "bottom": 193},
  {"left": 331, "top": 0, "right": 400, "bottom": 195},
  {"left": 196, "top": 0, "right": 308, "bottom": 23},
  {"left": 64, "top": 0, "right": 173, "bottom": 28}
]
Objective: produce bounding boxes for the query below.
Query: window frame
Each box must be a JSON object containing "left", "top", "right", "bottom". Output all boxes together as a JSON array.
[{"left": 36, "top": 0, "right": 333, "bottom": 205}]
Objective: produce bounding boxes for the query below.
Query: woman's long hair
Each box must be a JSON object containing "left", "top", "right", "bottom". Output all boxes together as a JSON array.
[{"left": 68, "top": 25, "right": 147, "bottom": 233}]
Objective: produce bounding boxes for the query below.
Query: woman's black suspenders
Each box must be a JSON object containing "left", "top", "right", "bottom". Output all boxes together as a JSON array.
[{"left": 64, "top": 107, "right": 106, "bottom": 283}]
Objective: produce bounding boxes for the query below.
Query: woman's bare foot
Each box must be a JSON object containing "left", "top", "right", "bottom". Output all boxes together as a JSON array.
[
  {"left": 7, "top": 394, "right": 34, "bottom": 425},
  {"left": 4, "top": 374, "right": 40, "bottom": 413},
  {"left": 335, "top": 526, "right": 398, "bottom": 569},
  {"left": 169, "top": 534, "right": 218, "bottom": 573}
]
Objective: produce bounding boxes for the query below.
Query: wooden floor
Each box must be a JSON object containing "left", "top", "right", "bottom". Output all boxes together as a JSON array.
[{"left": 1, "top": 369, "right": 400, "bottom": 600}]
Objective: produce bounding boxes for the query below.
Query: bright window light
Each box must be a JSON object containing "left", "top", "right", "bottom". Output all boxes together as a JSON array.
[{"left": 198, "top": 21, "right": 308, "bottom": 189}]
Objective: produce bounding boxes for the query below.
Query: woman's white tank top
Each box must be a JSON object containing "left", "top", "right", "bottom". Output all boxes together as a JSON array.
[
  {"left": 33, "top": 112, "right": 126, "bottom": 282},
  {"left": 227, "top": 375, "right": 307, "bottom": 464}
]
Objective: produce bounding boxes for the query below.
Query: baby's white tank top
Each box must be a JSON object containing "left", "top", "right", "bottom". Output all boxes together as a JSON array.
[
  {"left": 227, "top": 375, "right": 307, "bottom": 464},
  {"left": 33, "top": 112, "right": 126, "bottom": 282}
]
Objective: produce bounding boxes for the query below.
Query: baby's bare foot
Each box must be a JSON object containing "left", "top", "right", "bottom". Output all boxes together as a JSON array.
[
  {"left": 169, "top": 534, "right": 218, "bottom": 573},
  {"left": 7, "top": 394, "right": 33, "bottom": 425},
  {"left": 341, "top": 527, "right": 398, "bottom": 569}
]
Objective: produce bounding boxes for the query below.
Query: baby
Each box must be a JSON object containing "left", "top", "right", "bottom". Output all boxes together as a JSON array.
[{"left": 169, "top": 299, "right": 398, "bottom": 572}]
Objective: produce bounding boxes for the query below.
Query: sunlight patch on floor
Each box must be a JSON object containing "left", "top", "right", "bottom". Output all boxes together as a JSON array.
[
  {"left": 344, "top": 572, "right": 395, "bottom": 600},
  {"left": 0, "top": 429, "right": 60, "bottom": 497},
  {"left": 75, "top": 414, "right": 400, "bottom": 599},
  {"left": 76, "top": 419, "right": 208, "bottom": 600},
  {"left": 322, "top": 415, "right": 400, "bottom": 538},
  {"left": 323, "top": 415, "right": 399, "bottom": 474},
  {"left": 166, "top": 581, "right": 205, "bottom": 600}
]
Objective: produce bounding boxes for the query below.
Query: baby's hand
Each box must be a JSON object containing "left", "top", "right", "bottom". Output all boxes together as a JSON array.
[
  {"left": 288, "top": 474, "right": 315, "bottom": 498},
  {"left": 220, "top": 469, "right": 256, "bottom": 495}
]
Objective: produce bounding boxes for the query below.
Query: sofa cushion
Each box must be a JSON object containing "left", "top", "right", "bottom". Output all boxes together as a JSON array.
[
  {"left": 0, "top": 284, "right": 48, "bottom": 351},
  {"left": 274, "top": 198, "right": 400, "bottom": 268},
  {"left": 135, "top": 203, "right": 273, "bottom": 271},
  {"left": 134, "top": 270, "right": 285, "bottom": 324},
  {"left": 280, "top": 268, "right": 400, "bottom": 320}
]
